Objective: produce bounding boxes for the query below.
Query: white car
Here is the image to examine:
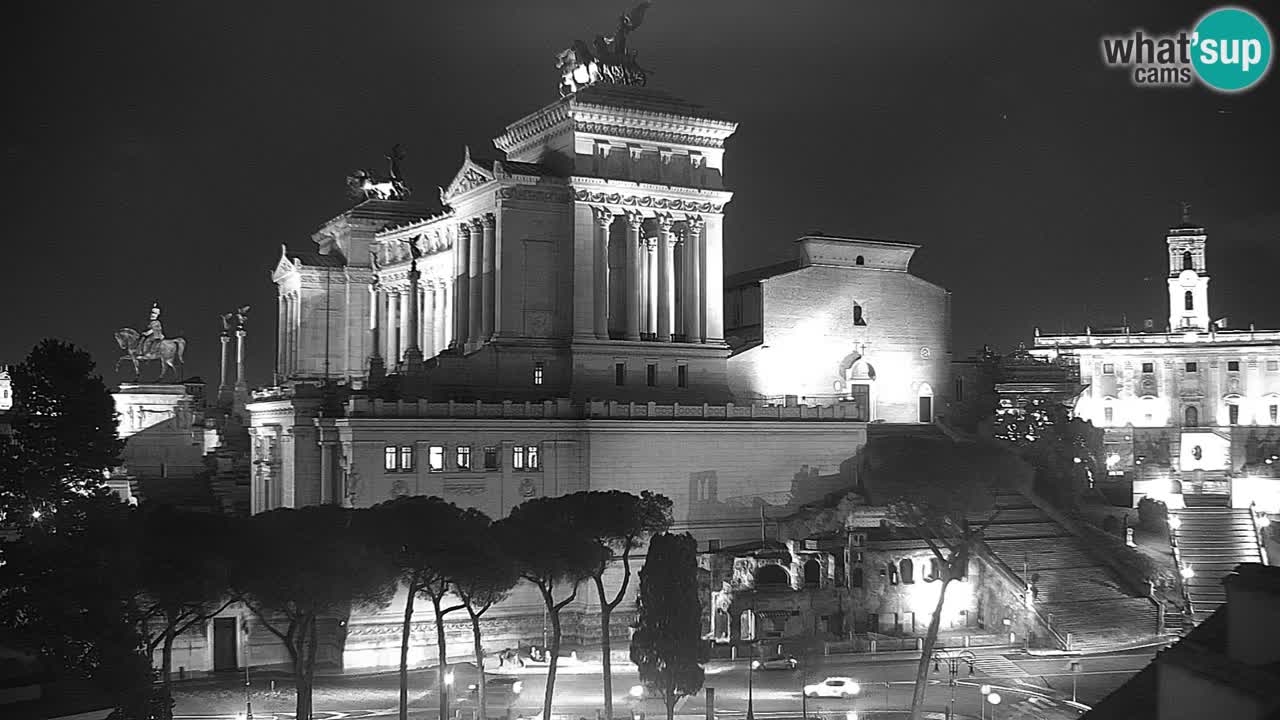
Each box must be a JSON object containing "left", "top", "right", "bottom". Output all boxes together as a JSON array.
[{"left": 804, "top": 677, "right": 861, "bottom": 698}]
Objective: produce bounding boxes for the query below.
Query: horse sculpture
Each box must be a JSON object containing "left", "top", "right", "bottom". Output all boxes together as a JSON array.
[{"left": 115, "top": 327, "right": 186, "bottom": 381}]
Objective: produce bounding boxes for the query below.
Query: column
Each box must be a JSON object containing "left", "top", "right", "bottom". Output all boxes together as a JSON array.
[
  {"left": 422, "top": 282, "right": 435, "bottom": 358},
  {"left": 276, "top": 297, "right": 286, "bottom": 380},
  {"left": 624, "top": 212, "right": 643, "bottom": 341},
  {"left": 400, "top": 287, "right": 413, "bottom": 360},
  {"left": 468, "top": 218, "right": 484, "bottom": 348},
  {"left": 481, "top": 213, "right": 496, "bottom": 341},
  {"left": 436, "top": 283, "right": 448, "bottom": 352},
  {"left": 645, "top": 237, "right": 658, "bottom": 336},
  {"left": 683, "top": 218, "right": 704, "bottom": 343},
  {"left": 387, "top": 290, "right": 399, "bottom": 362},
  {"left": 319, "top": 438, "right": 336, "bottom": 505},
  {"left": 219, "top": 333, "right": 230, "bottom": 391},
  {"left": 454, "top": 224, "right": 471, "bottom": 348},
  {"left": 658, "top": 215, "right": 675, "bottom": 342},
  {"left": 702, "top": 214, "right": 725, "bottom": 343},
  {"left": 286, "top": 294, "right": 296, "bottom": 376},
  {"left": 593, "top": 207, "right": 613, "bottom": 339},
  {"left": 369, "top": 285, "right": 382, "bottom": 360},
  {"left": 405, "top": 266, "right": 421, "bottom": 358},
  {"left": 235, "top": 328, "right": 247, "bottom": 390}
]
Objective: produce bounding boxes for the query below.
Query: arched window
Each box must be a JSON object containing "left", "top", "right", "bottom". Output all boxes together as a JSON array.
[
  {"left": 853, "top": 305, "right": 867, "bottom": 326},
  {"left": 1183, "top": 251, "right": 1193, "bottom": 271},
  {"left": 887, "top": 563, "right": 899, "bottom": 585},
  {"left": 803, "top": 558, "right": 821, "bottom": 587},
  {"left": 756, "top": 564, "right": 789, "bottom": 587},
  {"left": 899, "top": 558, "right": 915, "bottom": 584},
  {"left": 855, "top": 255, "right": 865, "bottom": 266},
  {"left": 1185, "top": 291, "right": 1194, "bottom": 311},
  {"left": 1184, "top": 405, "right": 1199, "bottom": 428}
]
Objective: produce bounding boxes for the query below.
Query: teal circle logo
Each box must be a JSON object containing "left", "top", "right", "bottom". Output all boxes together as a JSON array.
[{"left": 1192, "top": 7, "right": 1273, "bottom": 92}]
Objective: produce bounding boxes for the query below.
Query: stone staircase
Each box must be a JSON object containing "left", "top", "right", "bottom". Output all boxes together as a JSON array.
[
  {"left": 1171, "top": 497, "right": 1263, "bottom": 623},
  {"left": 977, "top": 491, "right": 1161, "bottom": 652}
]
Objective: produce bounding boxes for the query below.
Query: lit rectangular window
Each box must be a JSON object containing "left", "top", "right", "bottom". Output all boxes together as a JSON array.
[
  {"left": 384, "top": 446, "right": 397, "bottom": 472},
  {"left": 615, "top": 362, "right": 626, "bottom": 386},
  {"left": 677, "top": 365, "right": 688, "bottom": 388},
  {"left": 533, "top": 361, "right": 544, "bottom": 386},
  {"left": 456, "top": 446, "right": 472, "bottom": 470},
  {"left": 1229, "top": 405, "right": 1240, "bottom": 425},
  {"left": 428, "top": 446, "right": 445, "bottom": 472},
  {"left": 1104, "top": 407, "right": 1114, "bottom": 423},
  {"left": 1228, "top": 361, "right": 1240, "bottom": 372},
  {"left": 1271, "top": 405, "right": 1278, "bottom": 424},
  {"left": 1142, "top": 363, "right": 1154, "bottom": 374},
  {"left": 527, "top": 444, "right": 539, "bottom": 470},
  {"left": 513, "top": 445, "right": 526, "bottom": 470},
  {"left": 646, "top": 363, "right": 657, "bottom": 387},
  {"left": 1103, "top": 363, "right": 1114, "bottom": 375},
  {"left": 1186, "top": 362, "right": 1198, "bottom": 373},
  {"left": 483, "top": 446, "right": 499, "bottom": 470},
  {"left": 398, "top": 446, "right": 414, "bottom": 471},
  {"left": 954, "top": 377, "right": 964, "bottom": 401}
]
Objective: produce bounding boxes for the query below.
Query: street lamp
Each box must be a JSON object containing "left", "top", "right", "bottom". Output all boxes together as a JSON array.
[
  {"left": 930, "top": 649, "right": 976, "bottom": 720},
  {"left": 444, "top": 669, "right": 455, "bottom": 719},
  {"left": 986, "top": 691, "right": 1001, "bottom": 720},
  {"left": 746, "top": 644, "right": 756, "bottom": 720}
]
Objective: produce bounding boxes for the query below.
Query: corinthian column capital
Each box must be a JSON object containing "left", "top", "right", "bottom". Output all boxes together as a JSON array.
[
  {"left": 592, "top": 206, "right": 616, "bottom": 228},
  {"left": 626, "top": 211, "right": 645, "bottom": 231},
  {"left": 481, "top": 212, "right": 496, "bottom": 229}
]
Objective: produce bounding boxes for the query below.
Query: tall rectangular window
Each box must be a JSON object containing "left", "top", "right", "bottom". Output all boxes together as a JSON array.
[
  {"left": 428, "top": 446, "right": 445, "bottom": 472},
  {"left": 1271, "top": 405, "right": 1278, "bottom": 424},
  {"left": 533, "top": 361, "right": 544, "bottom": 386},
  {"left": 1229, "top": 405, "right": 1240, "bottom": 425},
  {"left": 456, "top": 445, "right": 472, "bottom": 470},
  {"left": 646, "top": 363, "right": 657, "bottom": 387},
  {"left": 527, "top": 444, "right": 539, "bottom": 470},
  {"left": 514, "top": 445, "right": 540, "bottom": 470},
  {"left": 677, "top": 365, "right": 688, "bottom": 388},
  {"left": 384, "top": 446, "right": 398, "bottom": 472},
  {"left": 514, "top": 445, "right": 526, "bottom": 469},
  {"left": 1104, "top": 407, "right": 1114, "bottom": 424},
  {"left": 398, "top": 446, "right": 414, "bottom": 471},
  {"left": 954, "top": 377, "right": 964, "bottom": 401},
  {"left": 615, "top": 362, "right": 626, "bottom": 386},
  {"left": 483, "top": 446, "right": 499, "bottom": 470}
]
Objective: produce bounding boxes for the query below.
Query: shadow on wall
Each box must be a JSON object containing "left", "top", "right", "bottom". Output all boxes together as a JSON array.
[{"left": 685, "top": 457, "right": 861, "bottom": 525}]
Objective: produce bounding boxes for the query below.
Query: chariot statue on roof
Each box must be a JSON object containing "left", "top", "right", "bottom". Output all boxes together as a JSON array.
[
  {"left": 557, "top": 2, "right": 653, "bottom": 96},
  {"left": 347, "top": 144, "right": 412, "bottom": 201}
]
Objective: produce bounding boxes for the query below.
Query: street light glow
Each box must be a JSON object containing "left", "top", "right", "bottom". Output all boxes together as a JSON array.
[
  {"left": 1181, "top": 565, "right": 1195, "bottom": 580},
  {"left": 630, "top": 685, "right": 644, "bottom": 698},
  {"left": 444, "top": 670, "right": 455, "bottom": 686},
  {"left": 987, "top": 692, "right": 1001, "bottom": 705}
]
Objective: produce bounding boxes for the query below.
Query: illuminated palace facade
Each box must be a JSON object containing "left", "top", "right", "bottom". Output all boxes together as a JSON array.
[
  {"left": 246, "top": 83, "right": 952, "bottom": 670},
  {"left": 1032, "top": 219, "right": 1280, "bottom": 511}
]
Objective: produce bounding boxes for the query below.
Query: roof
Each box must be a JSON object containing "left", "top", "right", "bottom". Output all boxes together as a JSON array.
[
  {"left": 290, "top": 249, "right": 346, "bottom": 268},
  {"left": 726, "top": 259, "right": 804, "bottom": 288},
  {"left": 570, "top": 84, "right": 729, "bottom": 122},
  {"left": 498, "top": 160, "right": 562, "bottom": 178}
]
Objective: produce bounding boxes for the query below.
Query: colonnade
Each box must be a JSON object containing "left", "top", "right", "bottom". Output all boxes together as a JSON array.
[
  {"left": 369, "top": 278, "right": 455, "bottom": 364},
  {"left": 592, "top": 209, "right": 713, "bottom": 343},
  {"left": 277, "top": 290, "right": 301, "bottom": 376}
]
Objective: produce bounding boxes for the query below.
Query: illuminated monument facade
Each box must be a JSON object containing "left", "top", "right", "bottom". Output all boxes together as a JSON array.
[
  {"left": 247, "top": 13, "right": 953, "bottom": 670},
  {"left": 1032, "top": 215, "right": 1280, "bottom": 511}
]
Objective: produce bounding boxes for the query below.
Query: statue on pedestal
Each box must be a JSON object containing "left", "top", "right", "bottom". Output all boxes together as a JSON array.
[{"left": 114, "top": 301, "right": 187, "bottom": 382}]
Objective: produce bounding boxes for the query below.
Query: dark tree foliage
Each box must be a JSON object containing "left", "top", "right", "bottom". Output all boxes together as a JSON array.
[
  {"left": 371, "top": 496, "right": 487, "bottom": 720},
  {"left": 0, "top": 339, "right": 122, "bottom": 525},
  {"left": 995, "top": 401, "right": 1103, "bottom": 507},
  {"left": 630, "top": 533, "right": 705, "bottom": 720},
  {"left": 234, "top": 506, "right": 398, "bottom": 720},
  {"left": 0, "top": 495, "right": 164, "bottom": 718},
  {"left": 560, "top": 490, "right": 672, "bottom": 720},
  {"left": 496, "top": 497, "right": 607, "bottom": 720},
  {"left": 134, "top": 505, "right": 238, "bottom": 713},
  {"left": 452, "top": 518, "right": 519, "bottom": 720},
  {"left": 859, "top": 433, "right": 1028, "bottom": 720}
]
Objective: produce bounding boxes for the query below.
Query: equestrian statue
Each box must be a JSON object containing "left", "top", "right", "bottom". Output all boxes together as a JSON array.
[{"left": 115, "top": 301, "right": 187, "bottom": 381}]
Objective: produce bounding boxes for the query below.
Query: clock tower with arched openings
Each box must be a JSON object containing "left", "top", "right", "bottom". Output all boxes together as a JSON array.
[{"left": 1167, "top": 210, "right": 1210, "bottom": 331}]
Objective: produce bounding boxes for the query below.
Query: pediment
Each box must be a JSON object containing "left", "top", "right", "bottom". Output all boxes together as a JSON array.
[
  {"left": 441, "top": 147, "right": 495, "bottom": 203},
  {"left": 272, "top": 245, "right": 299, "bottom": 281}
]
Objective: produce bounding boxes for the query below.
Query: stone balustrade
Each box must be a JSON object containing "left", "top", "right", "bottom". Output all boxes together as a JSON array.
[{"left": 343, "top": 397, "right": 866, "bottom": 421}]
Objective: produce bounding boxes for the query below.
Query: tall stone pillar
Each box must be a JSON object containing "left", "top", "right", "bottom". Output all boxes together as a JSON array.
[
  {"left": 593, "top": 207, "right": 613, "bottom": 339},
  {"left": 468, "top": 218, "right": 484, "bottom": 348},
  {"left": 235, "top": 329, "right": 248, "bottom": 391},
  {"left": 658, "top": 215, "right": 675, "bottom": 342},
  {"left": 645, "top": 237, "right": 658, "bottom": 336},
  {"left": 319, "top": 438, "right": 336, "bottom": 505},
  {"left": 404, "top": 263, "right": 424, "bottom": 373},
  {"left": 625, "top": 212, "right": 643, "bottom": 341},
  {"left": 422, "top": 282, "right": 434, "bottom": 358},
  {"left": 702, "top": 214, "right": 725, "bottom": 343},
  {"left": 386, "top": 290, "right": 399, "bottom": 363},
  {"left": 219, "top": 333, "right": 231, "bottom": 394},
  {"left": 435, "top": 284, "right": 447, "bottom": 353},
  {"left": 368, "top": 283, "right": 385, "bottom": 381},
  {"left": 684, "top": 218, "right": 704, "bottom": 343},
  {"left": 454, "top": 224, "right": 471, "bottom": 348},
  {"left": 400, "top": 288, "right": 413, "bottom": 361},
  {"left": 481, "top": 213, "right": 496, "bottom": 342}
]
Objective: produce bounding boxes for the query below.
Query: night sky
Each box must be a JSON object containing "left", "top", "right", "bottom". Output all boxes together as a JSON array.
[{"left": 5, "top": 1, "right": 1279, "bottom": 387}]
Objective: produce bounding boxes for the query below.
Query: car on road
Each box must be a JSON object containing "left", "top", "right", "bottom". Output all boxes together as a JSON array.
[
  {"left": 752, "top": 655, "right": 799, "bottom": 671},
  {"left": 467, "top": 676, "right": 523, "bottom": 705},
  {"left": 803, "top": 676, "right": 861, "bottom": 698}
]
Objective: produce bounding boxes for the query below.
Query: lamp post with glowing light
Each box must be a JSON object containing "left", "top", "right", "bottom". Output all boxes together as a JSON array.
[
  {"left": 985, "top": 691, "right": 1001, "bottom": 719},
  {"left": 930, "top": 649, "right": 975, "bottom": 720},
  {"left": 443, "top": 669, "right": 455, "bottom": 719},
  {"left": 978, "top": 684, "right": 991, "bottom": 720}
]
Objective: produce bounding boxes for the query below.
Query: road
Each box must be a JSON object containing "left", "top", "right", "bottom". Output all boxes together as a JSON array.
[{"left": 172, "top": 648, "right": 1156, "bottom": 720}]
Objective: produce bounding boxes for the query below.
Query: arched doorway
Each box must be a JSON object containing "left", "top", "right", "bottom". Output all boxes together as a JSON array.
[
  {"left": 1184, "top": 405, "right": 1199, "bottom": 428},
  {"left": 899, "top": 558, "right": 915, "bottom": 584},
  {"left": 917, "top": 382, "right": 935, "bottom": 423},
  {"left": 803, "top": 558, "right": 821, "bottom": 587},
  {"left": 714, "top": 608, "right": 730, "bottom": 640},
  {"left": 756, "top": 564, "right": 789, "bottom": 587}
]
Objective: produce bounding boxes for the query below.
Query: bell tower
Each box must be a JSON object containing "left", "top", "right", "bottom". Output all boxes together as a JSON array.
[{"left": 1166, "top": 205, "right": 1210, "bottom": 331}]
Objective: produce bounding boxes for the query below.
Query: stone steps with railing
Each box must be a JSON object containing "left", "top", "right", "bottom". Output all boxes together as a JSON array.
[{"left": 1171, "top": 506, "right": 1264, "bottom": 623}]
